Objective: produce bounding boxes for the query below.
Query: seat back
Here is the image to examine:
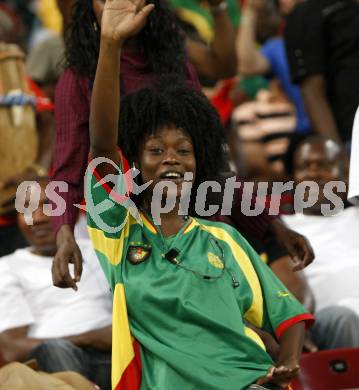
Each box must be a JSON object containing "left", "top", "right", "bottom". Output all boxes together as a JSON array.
[{"left": 291, "top": 349, "right": 359, "bottom": 390}]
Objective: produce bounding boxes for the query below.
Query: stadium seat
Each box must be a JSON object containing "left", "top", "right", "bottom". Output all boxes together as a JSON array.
[{"left": 291, "top": 349, "right": 359, "bottom": 390}]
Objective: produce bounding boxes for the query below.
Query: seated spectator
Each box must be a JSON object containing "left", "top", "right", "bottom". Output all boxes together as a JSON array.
[
  {"left": 250, "top": 236, "right": 359, "bottom": 352},
  {"left": 282, "top": 135, "right": 359, "bottom": 317},
  {"left": 0, "top": 180, "right": 112, "bottom": 390},
  {"left": 84, "top": 5, "right": 316, "bottom": 388},
  {"left": 238, "top": 0, "right": 311, "bottom": 135},
  {"left": 52, "top": 0, "right": 314, "bottom": 292},
  {"left": 0, "top": 7, "right": 54, "bottom": 257}
]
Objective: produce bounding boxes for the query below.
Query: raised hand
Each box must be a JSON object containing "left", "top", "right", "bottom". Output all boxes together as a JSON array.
[{"left": 101, "top": 0, "right": 155, "bottom": 42}]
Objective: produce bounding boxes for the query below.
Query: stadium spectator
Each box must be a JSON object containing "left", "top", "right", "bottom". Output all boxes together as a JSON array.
[
  {"left": 284, "top": 0, "right": 359, "bottom": 144},
  {"left": 169, "top": 0, "right": 238, "bottom": 82},
  {"left": 249, "top": 236, "right": 359, "bottom": 352},
  {"left": 52, "top": 0, "right": 314, "bottom": 290},
  {"left": 0, "top": 9, "right": 54, "bottom": 257},
  {"left": 0, "top": 180, "right": 112, "bottom": 390},
  {"left": 238, "top": 0, "right": 311, "bottom": 135},
  {"left": 282, "top": 135, "right": 359, "bottom": 317},
  {"left": 84, "top": 3, "right": 314, "bottom": 389}
]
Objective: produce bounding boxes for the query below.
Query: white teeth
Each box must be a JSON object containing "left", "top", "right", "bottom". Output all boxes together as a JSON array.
[{"left": 162, "top": 172, "right": 182, "bottom": 179}]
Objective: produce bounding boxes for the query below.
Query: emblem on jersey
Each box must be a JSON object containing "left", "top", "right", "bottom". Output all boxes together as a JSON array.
[
  {"left": 127, "top": 245, "right": 151, "bottom": 265},
  {"left": 277, "top": 291, "right": 290, "bottom": 298},
  {"left": 208, "top": 252, "right": 224, "bottom": 269}
]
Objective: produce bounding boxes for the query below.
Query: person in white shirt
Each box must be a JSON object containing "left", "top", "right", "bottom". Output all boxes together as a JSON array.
[
  {"left": 0, "top": 180, "right": 112, "bottom": 390},
  {"left": 349, "top": 107, "right": 359, "bottom": 204},
  {"left": 283, "top": 134, "right": 359, "bottom": 319}
]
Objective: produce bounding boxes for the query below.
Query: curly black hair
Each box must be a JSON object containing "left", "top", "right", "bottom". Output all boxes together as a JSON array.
[
  {"left": 119, "top": 77, "right": 227, "bottom": 215},
  {"left": 65, "top": 0, "right": 186, "bottom": 80}
]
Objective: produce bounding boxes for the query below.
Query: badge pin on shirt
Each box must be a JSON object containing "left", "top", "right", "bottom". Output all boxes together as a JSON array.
[{"left": 127, "top": 245, "right": 152, "bottom": 265}]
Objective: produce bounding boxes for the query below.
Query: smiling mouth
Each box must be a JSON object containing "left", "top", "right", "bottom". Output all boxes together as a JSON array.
[{"left": 159, "top": 171, "right": 184, "bottom": 181}]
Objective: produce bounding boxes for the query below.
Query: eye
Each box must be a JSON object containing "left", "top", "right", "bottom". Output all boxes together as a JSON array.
[
  {"left": 148, "top": 148, "right": 163, "bottom": 155},
  {"left": 178, "top": 148, "right": 191, "bottom": 155}
]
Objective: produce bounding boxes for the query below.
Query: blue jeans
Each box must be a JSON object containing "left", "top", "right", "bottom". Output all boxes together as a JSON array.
[
  {"left": 28, "top": 339, "right": 111, "bottom": 390},
  {"left": 311, "top": 305, "right": 359, "bottom": 349}
]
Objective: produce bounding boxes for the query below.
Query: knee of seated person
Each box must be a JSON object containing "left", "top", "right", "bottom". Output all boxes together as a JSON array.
[
  {"left": 317, "top": 306, "right": 359, "bottom": 328},
  {"left": 1, "top": 361, "right": 27, "bottom": 372}
]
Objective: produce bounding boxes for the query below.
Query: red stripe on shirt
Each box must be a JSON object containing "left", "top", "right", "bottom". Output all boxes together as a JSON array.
[
  {"left": 115, "top": 339, "right": 142, "bottom": 390},
  {"left": 275, "top": 313, "right": 315, "bottom": 339}
]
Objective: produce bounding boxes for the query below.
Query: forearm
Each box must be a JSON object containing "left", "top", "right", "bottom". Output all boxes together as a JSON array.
[
  {"left": 277, "top": 322, "right": 305, "bottom": 366},
  {"left": 210, "top": 7, "right": 237, "bottom": 77},
  {"left": 90, "top": 37, "right": 122, "bottom": 158},
  {"left": 50, "top": 180, "right": 84, "bottom": 233},
  {"left": 35, "top": 110, "right": 54, "bottom": 170},
  {"left": 238, "top": 8, "right": 259, "bottom": 74},
  {"left": 67, "top": 326, "right": 112, "bottom": 351},
  {"left": 0, "top": 335, "right": 45, "bottom": 363},
  {"left": 301, "top": 75, "right": 341, "bottom": 142},
  {"left": 187, "top": 6, "right": 237, "bottom": 79}
]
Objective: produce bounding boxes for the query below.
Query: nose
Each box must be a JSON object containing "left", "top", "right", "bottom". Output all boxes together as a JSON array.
[
  {"left": 32, "top": 206, "right": 49, "bottom": 225},
  {"left": 306, "top": 161, "right": 322, "bottom": 177},
  {"left": 162, "top": 149, "right": 180, "bottom": 165}
]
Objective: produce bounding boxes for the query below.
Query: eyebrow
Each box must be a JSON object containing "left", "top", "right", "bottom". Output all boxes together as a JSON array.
[{"left": 146, "top": 135, "right": 192, "bottom": 142}]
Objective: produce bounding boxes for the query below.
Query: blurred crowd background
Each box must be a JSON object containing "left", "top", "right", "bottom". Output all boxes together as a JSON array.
[{"left": 1, "top": 0, "right": 359, "bottom": 389}]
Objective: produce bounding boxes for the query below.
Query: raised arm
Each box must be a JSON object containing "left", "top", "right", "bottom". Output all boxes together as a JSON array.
[
  {"left": 237, "top": 0, "right": 270, "bottom": 76},
  {"left": 300, "top": 74, "right": 341, "bottom": 143},
  {"left": 90, "top": 0, "right": 154, "bottom": 170},
  {"left": 186, "top": 0, "right": 237, "bottom": 80}
]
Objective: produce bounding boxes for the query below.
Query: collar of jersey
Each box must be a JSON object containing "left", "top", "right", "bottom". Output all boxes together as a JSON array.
[{"left": 139, "top": 212, "right": 199, "bottom": 236}]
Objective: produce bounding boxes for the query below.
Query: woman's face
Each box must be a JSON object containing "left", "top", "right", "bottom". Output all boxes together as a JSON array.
[
  {"left": 92, "top": 0, "right": 105, "bottom": 25},
  {"left": 137, "top": 126, "right": 196, "bottom": 205}
]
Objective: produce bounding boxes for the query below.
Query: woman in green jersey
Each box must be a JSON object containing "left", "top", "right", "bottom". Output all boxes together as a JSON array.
[{"left": 86, "top": 1, "right": 314, "bottom": 389}]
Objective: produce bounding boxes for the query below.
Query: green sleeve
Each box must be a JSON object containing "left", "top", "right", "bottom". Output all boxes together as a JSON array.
[
  {"left": 85, "top": 156, "right": 130, "bottom": 235},
  {"left": 85, "top": 155, "right": 131, "bottom": 289}
]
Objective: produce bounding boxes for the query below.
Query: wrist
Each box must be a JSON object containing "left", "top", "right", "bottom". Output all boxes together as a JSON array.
[
  {"left": 276, "top": 357, "right": 299, "bottom": 368},
  {"left": 100, "top": 36, "right": 124, "bottom": 49},
  {"left": 241, "top": 8, "right": 258, "bottom": 23},
  {"left": 57, "top": 224, "right": 74, "bottom": 244}
]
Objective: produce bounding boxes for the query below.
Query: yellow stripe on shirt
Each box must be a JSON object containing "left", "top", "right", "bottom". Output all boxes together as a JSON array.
[
  {"left": 87, "top": 217, "right": 132, "bottom": 266},
  {"left": 201, "top": 225, "right": 264, "bottom": 328},
  {"left": 112, "top": 283, "right": 135, "bottom": 389},
  {"left": 244, "top": 326, "right": 266, "bottom": 350}
]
